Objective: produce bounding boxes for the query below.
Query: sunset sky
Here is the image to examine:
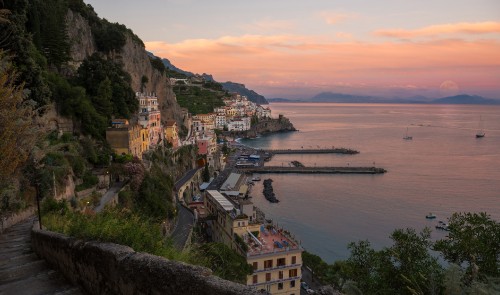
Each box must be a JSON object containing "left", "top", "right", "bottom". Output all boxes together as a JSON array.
[{"left": 85, "top": 0, "right": 500, "bottom": 99}]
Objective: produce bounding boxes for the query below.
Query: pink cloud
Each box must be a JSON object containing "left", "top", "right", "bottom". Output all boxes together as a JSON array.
[
  {"left": 375, "top": 21, "right": 500, "bottom": 38},
  {"left": 146, "top": 35, "right": 500, "bottom": 98}
]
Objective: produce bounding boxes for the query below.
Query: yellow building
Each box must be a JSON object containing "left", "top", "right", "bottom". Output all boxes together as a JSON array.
[
  {"left": 165, "top": 120, "right": 179, "bottom": 148},
  {"left": 140, "top": 128, "right": 149, "bottom": 154},
  {"left": 205, "top": 190, "right": 303, "bottom": 295},
  {"left": 106, "top": 119, "right": 143, "bottom": 158}
]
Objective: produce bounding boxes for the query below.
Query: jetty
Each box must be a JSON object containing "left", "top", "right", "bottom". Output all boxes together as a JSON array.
[
  {"left": 264, "top": 148, "right": 359, "bottom": 155},
  {"left": 243, "top": 166, "right": 386, "bottom": 174}
]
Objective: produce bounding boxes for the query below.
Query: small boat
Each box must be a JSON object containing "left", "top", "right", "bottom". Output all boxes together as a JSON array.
[
  {"left": 403, "top": 127, "right": 413, "bottom": 140},
  {"left": 252, "top": 176, "right": 261, "bottom": 181},
  {"left": 435, "top": 222, "right": 450, "bottom": 231},
  {"left": 476, "top": 116, "right": 485, "bottom": 138},
  {"left": 425, "top": 213, "right": 436, "bottom": 219}
]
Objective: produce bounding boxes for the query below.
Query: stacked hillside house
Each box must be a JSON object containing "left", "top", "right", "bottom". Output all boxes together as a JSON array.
[
  {"left": 105, "top": 119, "right": 147, "bottom": 158},
  {"left": 165, "top": 120, "right": 179, "bottom": 148},
  {"left": 205, "top": 183, "right": 303, "bottom": 295},
  {"left": 106, "top": 92, "right": 165, "bottom": 158},
  {"left": 137, "top": 92, "right": 163, "bottom": 148}
]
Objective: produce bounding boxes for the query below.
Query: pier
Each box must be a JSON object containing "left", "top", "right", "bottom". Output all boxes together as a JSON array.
[
  {"left": 263, "top": 148, "right": 359, "bottom": 155},
  {"left": 241, "top": 166, "right": 386, "bottom": 174}
]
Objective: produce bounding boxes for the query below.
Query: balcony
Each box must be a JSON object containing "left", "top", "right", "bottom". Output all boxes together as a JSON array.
[
  {"left": 249, "top": 275, "right": 301, "bottom": 287},
  {"left": 253, "top": 263, "right": 302, "bottom": 273}
]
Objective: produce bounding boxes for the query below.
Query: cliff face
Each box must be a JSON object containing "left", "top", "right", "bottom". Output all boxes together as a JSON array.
[
  {"left": 64, "top": 9, "right": 183, "bottom": 124},
  {"left": 221, "top": 82, "right": 268, "bottom": 105},
  {"left": 118, "top": 36, "right": 183, "bottom": 123},
  {"left": 230, "top": 116, "right": 296, "bottom": 138},
  {"left": 65, "top": 10, "right": 96, "bottom": 70}
]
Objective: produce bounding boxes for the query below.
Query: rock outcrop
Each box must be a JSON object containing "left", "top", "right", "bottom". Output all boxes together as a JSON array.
[
  {"left": 64, "top": 9, "right": 183, "bottom": 125},
  {"left": 65, "top": 9, "right": 97, "bottom": 71},
  {"left": 262, "top": 179, "right": 279, "bottom": 203},
  {"left": 238, "top": 115, "right": 296, "bottom": 139}
]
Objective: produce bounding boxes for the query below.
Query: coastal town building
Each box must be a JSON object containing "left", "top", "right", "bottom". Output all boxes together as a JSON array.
[
  {"left": 205, "top": 187, "right": 303, "bottom": 295},
  {"left": 227, "top": 117, "right": 251, "bottom": 131},
  {"left": 165, "top": 120, "right": 179, "bottom": 148},
  {"left": 215, "top": 114, "right": 227, "bottom": 129},
  {"left": 106, "top": 119, "right": 144, "bottom": 158},
  {"left": 137, "top": 92, "right": 162, "bottom": 148}
]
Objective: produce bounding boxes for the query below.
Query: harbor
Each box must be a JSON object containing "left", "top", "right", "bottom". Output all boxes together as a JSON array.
[
  {"left": 241, "top": 166, "right": 386, "bottom": 174},
  {"left": 263, "top": 148, "right": 359, "bottom": 155}
]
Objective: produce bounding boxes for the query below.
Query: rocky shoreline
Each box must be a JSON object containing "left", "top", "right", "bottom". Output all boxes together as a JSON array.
[{"left": 224, "top": 115, "right": 296, "bottom": 139}]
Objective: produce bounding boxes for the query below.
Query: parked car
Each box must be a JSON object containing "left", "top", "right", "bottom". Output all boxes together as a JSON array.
[{"left": 301, "top": 282, "right": 314, "bottom": 294}]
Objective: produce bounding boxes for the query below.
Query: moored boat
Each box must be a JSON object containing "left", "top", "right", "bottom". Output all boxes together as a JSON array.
[{"left": 425, "top": 213, "right": 436, "bottom": 219}]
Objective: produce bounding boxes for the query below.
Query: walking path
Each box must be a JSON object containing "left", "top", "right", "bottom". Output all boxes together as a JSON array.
[
  {"left": 95, "top": 181, "right": 126, "bottom": 213},
  {"left": 0, "top": 218, "right": 84, "bottom": 295},
  {"left": 170, "top": 205, "right": 195, "bottom": 251}
]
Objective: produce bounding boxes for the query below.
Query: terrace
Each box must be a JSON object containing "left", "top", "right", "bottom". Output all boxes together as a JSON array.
[{"left": 243, "top": 224, "right": 301, "bottom": 257}]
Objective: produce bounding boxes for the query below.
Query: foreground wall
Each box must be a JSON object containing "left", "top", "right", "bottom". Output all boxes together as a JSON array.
[{"left": 31, "top": 227, "right": 266, "bottom": 295}]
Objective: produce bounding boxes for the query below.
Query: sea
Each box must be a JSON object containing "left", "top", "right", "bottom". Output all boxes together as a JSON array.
[{"left": 239, "top": 103, "right": 500, "bottom": 263}]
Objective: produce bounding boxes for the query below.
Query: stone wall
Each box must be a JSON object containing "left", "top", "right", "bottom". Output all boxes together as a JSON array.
[
  {"left": 31, "top": 227, "right": 266, "bottom": 295},
  {"left": 0, "top": 207, "right": 35, "bottom": 233}
]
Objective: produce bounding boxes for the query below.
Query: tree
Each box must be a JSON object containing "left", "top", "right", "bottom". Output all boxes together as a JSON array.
[
  {"left": 434, "top": 212, "right": 500, "bottom": 284},
  {"left": 389, "top": 228, "right": 443, "bottom": 295},
  {"left": 203, "top": 163, "right": 210, "bottom": 182},
  {"left": 193, "top": 243, "right": 253, "bottom": 283},
  {"left": 0, "top": 52, "right": 38, "bottom": 197},
  {"left": 93, "top": 77, "right": 113, "bottom": 117}
]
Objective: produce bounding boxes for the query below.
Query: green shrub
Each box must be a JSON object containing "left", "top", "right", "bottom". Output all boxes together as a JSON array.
[{"left": 76, "top": 171, "right": 98, "bottom": 192}]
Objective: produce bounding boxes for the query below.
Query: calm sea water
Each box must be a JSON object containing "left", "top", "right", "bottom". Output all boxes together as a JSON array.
[{"left": 240, "top": 103, "right": 500, "bottom": 263}]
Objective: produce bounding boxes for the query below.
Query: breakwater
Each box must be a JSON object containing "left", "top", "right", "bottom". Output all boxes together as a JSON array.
[
  {"left": 262, "top": 179, "right": 279, "bottom": 203},
  {"left": 244, "top": 166, "right": 386, "bottom": 174},
  {"left": 264, "top": 148, "right": 359, "bottom": 155}
]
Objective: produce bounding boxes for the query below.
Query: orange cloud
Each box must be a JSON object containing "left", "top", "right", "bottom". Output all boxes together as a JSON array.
[
  {"left": 375, "top": 21, "right": 500, "bottom": 38},
  {"left": 146, "top": 35, "right": 500, "bottom": 98}
]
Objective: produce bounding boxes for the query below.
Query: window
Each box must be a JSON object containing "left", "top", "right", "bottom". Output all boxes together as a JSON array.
[
  {"left": 277, "top": 258, "right": 286, "bottom": 267},
  {"left": 264, "top": 259, "right": 273, "bottom": 269},
  {"left": 253, "top": 262, "right": 258, "bottom": 270},
  {"left": 290, "top": 280, "right": 296, "bottom": 288},
  {"left": 253, "top": 275, "right": 258, "bottom": 284},
  {"left": 266, "top": 273, "right": 271, "bottom": 282},
  {"left": 289, "top": 268, "right": 297, "bottom": 277},
  {"left": 278, "top": 282, "right": 283, "bottom": 290},
  {"left": 291, "top": 256, "right": 296, "bottom": 264}
]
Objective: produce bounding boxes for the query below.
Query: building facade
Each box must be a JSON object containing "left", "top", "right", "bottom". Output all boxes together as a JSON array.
[
  {"left": 205, "top": 189, "right": 303, "bottom": 295},
  {"left": 137, "top": 92, "right": 162, "bottom": 148}
]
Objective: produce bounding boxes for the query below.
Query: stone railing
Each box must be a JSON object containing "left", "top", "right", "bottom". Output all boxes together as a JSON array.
[
  {"left": 31, "top": 226, "right": 267, "bottom": 295},
  {"left": 0, "top": 207, "right": 35, "bottom": 233}
]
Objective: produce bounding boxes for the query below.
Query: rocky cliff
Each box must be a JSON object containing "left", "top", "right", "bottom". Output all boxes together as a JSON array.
[
  {"left": 65, "top": 9, "right": 183, "bottom": 125},
  {"left": 221, "top": 82, "right": 268, "bottom": 105},
  {"left": 229, "top": 115, "right": 296, "bottom": 139}
]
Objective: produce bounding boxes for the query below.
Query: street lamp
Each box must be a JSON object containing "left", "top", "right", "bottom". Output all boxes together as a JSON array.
[{"left": 35, "top": 180, "right": 42, "bottom": 230}]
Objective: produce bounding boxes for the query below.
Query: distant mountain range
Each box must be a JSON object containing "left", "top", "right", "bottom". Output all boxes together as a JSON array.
[{"left": 268, "top": 92, "right": 500, "bottom": 105}]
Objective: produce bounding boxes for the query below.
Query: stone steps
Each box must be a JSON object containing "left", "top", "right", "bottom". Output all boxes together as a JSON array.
[{"left": 0, "top": 218, "right": 85, "bottom": 295}]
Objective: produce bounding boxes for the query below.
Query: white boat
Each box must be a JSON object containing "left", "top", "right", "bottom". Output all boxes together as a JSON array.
[
  {"left": 476, "top": 116, "right": 485, "bottom": 138},
  {"left": 403, "top": 127, "right": 413, "bottom": 140}
]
